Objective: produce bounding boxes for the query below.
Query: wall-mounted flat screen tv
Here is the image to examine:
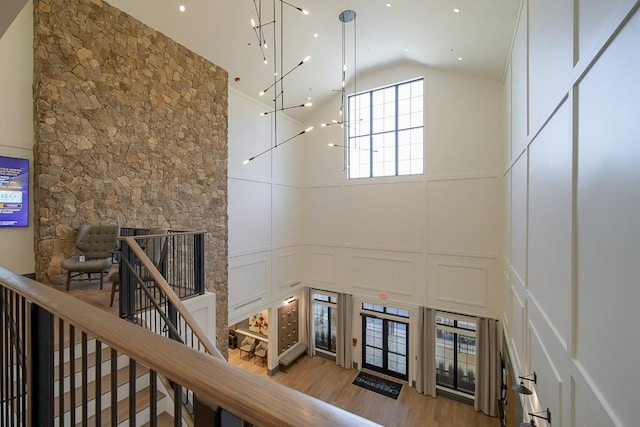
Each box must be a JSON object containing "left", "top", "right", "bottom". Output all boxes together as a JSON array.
[{"left": 0, "top": 156, "right": 29, "bottom": 227}]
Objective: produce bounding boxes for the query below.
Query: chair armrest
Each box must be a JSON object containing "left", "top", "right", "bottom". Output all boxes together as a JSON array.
[{"left": 109, "top": 249, "right": 121, "bottom": 263}]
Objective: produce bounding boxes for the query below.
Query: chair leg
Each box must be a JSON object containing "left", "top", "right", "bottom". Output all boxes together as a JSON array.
[
  {"left": 110, "top": 282, "right": 118, "bottom": 307},
  {"left": 99, "top": 272, "right": 104, "bottom": 290},
  {"left": 66, "top": 271, "right": 71, "bottom": 291}
]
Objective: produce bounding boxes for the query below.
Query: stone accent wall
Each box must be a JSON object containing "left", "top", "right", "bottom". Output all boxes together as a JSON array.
[{"left": 33, "top": 0, "right": 229, "bottom": 353}]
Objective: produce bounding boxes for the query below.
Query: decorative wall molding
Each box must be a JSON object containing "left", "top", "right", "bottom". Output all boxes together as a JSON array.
[
  {"left": 309, "top": 250, "right": 339, "bottom": 287},
  {"left": 275, "top": 248, "right": 302, "bottom": 290},
  {"left": 350, "top": 254, "right": 415, "bottom": 296},
  {"left": 427, "top": 249, "right": 498, "bottom": 259},
  {"left": 425, "top": 171, "right": 501, "bottom": 182},
  {"left": 228, "top": 257, "right": 269, "bottom": 308},
  {"left": 435, "top": 262, "right": 488, "bottom": 307}
]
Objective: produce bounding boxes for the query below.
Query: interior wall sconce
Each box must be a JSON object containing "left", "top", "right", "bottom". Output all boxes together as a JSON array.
[
  {"left": 520, "top": 408, "right": 551, "bottom": 427},
  {"left": 512, "top": 372, "right": 537, "bottom": 395},
  {"left": 284, "top": 296, "right": 296, "bottom": 304}
]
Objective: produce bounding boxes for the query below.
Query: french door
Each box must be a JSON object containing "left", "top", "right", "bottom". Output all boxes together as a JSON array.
[{"left": 362, "top": 315, "right": 408, "bottom": 380}]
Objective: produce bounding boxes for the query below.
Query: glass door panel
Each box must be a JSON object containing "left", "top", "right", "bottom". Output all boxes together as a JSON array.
[{"left": 362, "top": 315, "right": 408, "bottom": 380}]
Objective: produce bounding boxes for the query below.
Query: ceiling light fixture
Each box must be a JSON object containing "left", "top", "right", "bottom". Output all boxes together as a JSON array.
[
  {"left": 243, "top": 127, "right": 314, "bottom": 164},
  {"left": 245, "top": 0, "right": 313, "bottom": 165},
  {"left": 281, "top": 0, "right": 308, "bottom": 15},
  {"left": 258, "top": 56, "right": 310, "bottom": 96},
  {"left": 520, "top": 409, "right": 551, "bottom": 427},
  {"left": 178, "top": 4, "right": 186, "bottom": 12},
  {"left": 260, "top": 102, "right": 312, "bottom": 116},
  {"left": 458, "top": 57, "right": 463, "bottom": 61},
  {"left": 328, "top": 142, "right": 377, "bottom": 152},
  {"left": 386, "top": 3, "right": 392, "bottom": 7},
  {"left": 321, "top": 10, "right": 357, "bottom": 126},
  {"left": 512, "top": 372, "right": 537, "bottom": 395},
  {"left": 453, "top": 8, "right": 461, "bottom": 13}
]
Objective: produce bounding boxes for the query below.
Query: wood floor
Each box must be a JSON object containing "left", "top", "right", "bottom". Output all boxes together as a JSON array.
[
  {"left": 229, "top": 349, "right": 499, "bottom": 427},
  {"left": 66, "top": 282, "right": 498, "bottom": 427}
]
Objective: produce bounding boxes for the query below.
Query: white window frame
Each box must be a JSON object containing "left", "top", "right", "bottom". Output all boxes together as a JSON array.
[{"left": 347, "top": 77, "right": 424, "bottom": 179}]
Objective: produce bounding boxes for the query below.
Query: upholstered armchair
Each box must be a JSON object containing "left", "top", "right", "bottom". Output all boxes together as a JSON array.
[
  {"left": 61, "top": 224, "right": 120, "bottom": 290},
  {"left": 239, "top": 337, "right": 257, "bottom": 360},
  {"left": 254, "top": 341, "right": 268, "bottom": 366}
]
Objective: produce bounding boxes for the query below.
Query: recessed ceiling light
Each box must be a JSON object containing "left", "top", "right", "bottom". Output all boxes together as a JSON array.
[
  {"left": 453, "top": 8, "right": 461, "bottom": 13},
  {"left": 458, "top": 57, "right": 463, "bottom": 61},
  {"left": 404, "top": 48, "right": 409, "bottom": 52},
  {"left": 386, "top": 3, "right": 392, "bottom": 7},
  {"left": 314, "top": 33, "right": 319, "bottom": 38},
  {"left": 178, "top": 4, "right": 186, "bottom": 12}
]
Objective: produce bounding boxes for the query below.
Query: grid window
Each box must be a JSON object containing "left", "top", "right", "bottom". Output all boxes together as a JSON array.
[
  {"left": 362, "top": 303, "right": 409, "bottom": 318},
  {"left": 435, "top": 312, "right": 477, "bottom": 395},
  {"left": 348, "top": 78, "right": 424, "bottom": 179},
  {"left": 313, "top": 291, "right": 337, "bottom": 353}
]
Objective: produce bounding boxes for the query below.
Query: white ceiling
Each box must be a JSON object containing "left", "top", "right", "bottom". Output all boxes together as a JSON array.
[{"left": 105, "top": 0, "right": 520, "bottom": 122}]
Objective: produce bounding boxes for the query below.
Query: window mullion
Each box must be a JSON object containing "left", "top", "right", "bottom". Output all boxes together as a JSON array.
[
  {"left": 369, "top": 90, "right": 374, "bottom": 178},
  {"left": 395, "top": 83, "right": 399, "bottom": 176},
  {"left": 453, "top": 333, "right": 459, "bottom": 390}
]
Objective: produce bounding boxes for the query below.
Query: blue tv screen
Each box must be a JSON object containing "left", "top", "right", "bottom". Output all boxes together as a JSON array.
[{"left": 0, "top": 156, "right": 29, "bottom": 227}]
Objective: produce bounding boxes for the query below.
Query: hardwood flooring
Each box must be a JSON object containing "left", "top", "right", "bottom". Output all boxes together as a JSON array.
[
  {"left": 228, "top": 349, "right": 499, "bottom": 427},
  {"left": 66, "top": 285, "right": 498, "bottom": 426}
]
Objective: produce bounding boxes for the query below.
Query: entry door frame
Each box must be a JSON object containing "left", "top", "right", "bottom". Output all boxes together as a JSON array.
[{"left": 361, "top": 314, "right": 409, "bottom": 381}]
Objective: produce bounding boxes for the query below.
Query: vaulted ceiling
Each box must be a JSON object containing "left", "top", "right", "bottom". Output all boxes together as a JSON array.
[{"left": 105, "top": 0, "right": 521, "bottom": 121}]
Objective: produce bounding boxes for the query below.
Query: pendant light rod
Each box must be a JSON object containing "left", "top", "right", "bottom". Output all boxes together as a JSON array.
[
  {"left": 243, "top": 127, "right": 314, "bottom": 164},
  {"left": 281, "top": 0, "right": 309, "bottom": 14},
  {"left": 259, "top": 56, "right": 311, "bottom": 96},
  {"left": 260, "top": 102, "right": 313, "bottom": 116}
]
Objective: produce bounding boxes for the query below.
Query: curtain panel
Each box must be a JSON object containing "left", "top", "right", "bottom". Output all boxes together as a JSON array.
[
  {"left": 416, "top": 306, "right": 436, "bottom": 397},
  {"left": 304, "top": 286, "right": 316, "bottom": 357},
  {"left": 474, "top": 317, "right": 501, "bottom": 416},
  {"left": 336, "top": 293, "right": 353, "bottom": 369}
]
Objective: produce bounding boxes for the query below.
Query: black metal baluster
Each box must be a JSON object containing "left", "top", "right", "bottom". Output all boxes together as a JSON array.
[
  {"left": 69, "top": 325, "right": 75, "bottom": 426},
  {"left": 30, "top": 304, "right": 54, "bottom": 426},
  {"left": 149, "top": 370, "right": 158, "bottom": 427},
  {"left": 1, "top": 288, "right": 5, "bottom": 426},
  {"left": 81, "top": 332, "right": 88, "bottom": 425},
  {"left": 19, "top": 295, "right": 27, "bottom": 426},
  {"left": 9, "top": 292, "right": 15, "bottom": 426},
  {"left": 173, "top": 384, "right": 182, "bottom": 427},
  {"left": 58, "top": 318, "right": 65, "bottom": 427},
  {"left": 195, "top": 233, "right": 204, "bottom": 296},
  {"left": 111, "top": 348, "right": 118, "bottom": 427},
  {"left": 95, "top": 340, "right": 102, "bottom": 426},
  {"left": 129, "top": 359, "right": 136, "bottom": 426}
]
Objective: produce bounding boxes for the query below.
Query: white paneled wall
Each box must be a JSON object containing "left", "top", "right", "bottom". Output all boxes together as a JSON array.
[
  {"left": 343, "top": 181, "right": 425, "bottom": 252},
  {"left": 0, "top": 2, "right": 34, "bottom": 275},
  {"left": 303, "top": 62, "right": 505, "bottom": 320},
  {"left": 527, "top": 101, "right": 572, "bottom": 351},
  {"left": 504, "top": 1, "right": 640, "bottom": 426},
  {"left": 227, "top": 87, "right": 305, "bottom": 324}
]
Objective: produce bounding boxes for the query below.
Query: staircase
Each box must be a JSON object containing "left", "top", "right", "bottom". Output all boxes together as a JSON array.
[{"left": 53, "top": 337, "right": 186, "bottom": 426}]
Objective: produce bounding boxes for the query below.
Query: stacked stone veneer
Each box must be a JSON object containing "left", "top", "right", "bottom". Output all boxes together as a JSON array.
[{"left": 33, "top": 0, "right": 229, "bottom": 352}]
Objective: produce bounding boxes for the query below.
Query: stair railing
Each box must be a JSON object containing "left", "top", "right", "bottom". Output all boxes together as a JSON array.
[
  {"left": 1, "top": 268, "right": 380, "bottom": 427},
  {"left": 118, "top": 233, "right": 220, "bottom": 359}
]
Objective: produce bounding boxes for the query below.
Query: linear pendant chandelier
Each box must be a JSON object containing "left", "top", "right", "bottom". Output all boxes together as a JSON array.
[{"left": 244, "top": 0, "right": 313, "bottom": 165}]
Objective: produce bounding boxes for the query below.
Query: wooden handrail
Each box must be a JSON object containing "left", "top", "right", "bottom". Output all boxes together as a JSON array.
[
  {"left": 1, "top": 268, "right": 380, "bottom": 427},
  {"left": 123, "top": 236, "right": 222, "bottom": 360}
]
